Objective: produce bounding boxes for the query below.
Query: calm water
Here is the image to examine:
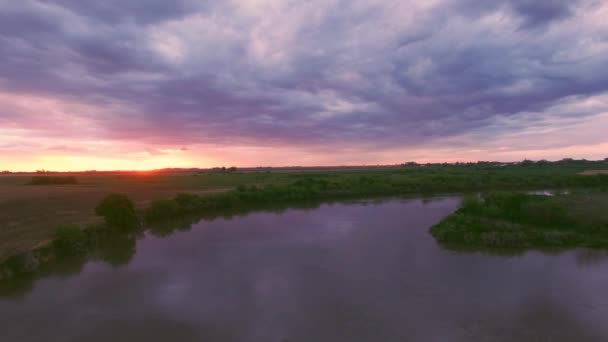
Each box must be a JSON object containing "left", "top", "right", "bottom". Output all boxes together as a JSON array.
[{"left": 1, "top": 198, "right": 608, "bottom": 341}]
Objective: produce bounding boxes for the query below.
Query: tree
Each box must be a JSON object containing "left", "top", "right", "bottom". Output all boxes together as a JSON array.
[
  {"left": 144, "top": 199, "right": 179, "bottom": 221},
  {"left": 95, "top": 193, "right": 139, "bottom": 230}
]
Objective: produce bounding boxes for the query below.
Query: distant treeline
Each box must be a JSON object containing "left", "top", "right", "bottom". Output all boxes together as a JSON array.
[
  {"left": 401, "top": 158, "right": 608, "bottom": 167},
  {"left": 4, "top": 157, "right": 607, "bottom": 175},
  {"left": 27, "top": 176, "right": 78, "bottom": 185}
]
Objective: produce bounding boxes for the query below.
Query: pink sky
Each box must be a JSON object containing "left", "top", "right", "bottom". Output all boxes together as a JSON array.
[{"left": 1, "top": 1, "right": 607, "bottom": 171}]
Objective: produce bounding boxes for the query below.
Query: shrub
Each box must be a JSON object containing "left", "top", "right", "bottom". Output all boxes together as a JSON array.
[
  {"left": 27, "top": 176, "right": 77, "bottom": 185},
  {"left": 461, "top": 195, "right": 483, "bottom": 213},
  {"left": 95, "top": 193, "right": 139, "bottom": 230},
  {"left": 144, "top": 199, "right": 180, "bottom": 221},
  {"left": 4, "top": 252, "right": 41, "bottom": 274},
  {"left": 174, "top": 193, "right": 201, "bottom": 212},
  {"left": 52, "top": 224, "right": 88, "bottom": 256}
]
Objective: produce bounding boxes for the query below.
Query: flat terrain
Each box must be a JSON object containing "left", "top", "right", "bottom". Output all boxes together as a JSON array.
[
  {"left": 1, "top": 160, "right": 607, "bottom": 260},
  {"left": 0, "top": 172, "right": 280, "bottom": 259},
  {"left": 580, "top": 170, "right": 608, "bottom": 175},
  {"left": 431, "top": 191, "right": 608, "bottom": 249}
]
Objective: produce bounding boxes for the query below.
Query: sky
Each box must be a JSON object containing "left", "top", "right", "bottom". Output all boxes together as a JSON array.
[{"left": 1, "top": 0, "right": 608, "bottom": 171}]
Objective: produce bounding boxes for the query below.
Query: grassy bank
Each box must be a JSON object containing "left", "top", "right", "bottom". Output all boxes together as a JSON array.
[
  {"left": 1, "top": 159, "right": 608, "bottom": 287},
  {"left": 0, "top": 196, "right": 342, "bottom": 294},
  {"left": 431, "top": 191, "right": 608, "bottom": 249},
  {"left": 0, "top": 172, "right": 254, "bottom": 259},
  {"left": 1, "top": 159, "right": 608, "bottom": 260}
]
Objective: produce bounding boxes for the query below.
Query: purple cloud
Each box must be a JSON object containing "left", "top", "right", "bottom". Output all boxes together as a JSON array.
[{"left": 0, "top": 0, "right": 607, "bottom": 166}]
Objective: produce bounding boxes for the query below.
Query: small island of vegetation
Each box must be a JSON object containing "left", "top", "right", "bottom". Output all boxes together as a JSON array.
[{"left": 431, "top": 191, "right": 608, "bottom": 249}]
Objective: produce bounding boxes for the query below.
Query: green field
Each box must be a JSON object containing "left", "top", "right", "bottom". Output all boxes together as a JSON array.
[
  {"left": 431, "top": 190, "right": 608, "bottom": 249},
  {"left": 1, "top": 159, "right": 608, "bottom": 261}
]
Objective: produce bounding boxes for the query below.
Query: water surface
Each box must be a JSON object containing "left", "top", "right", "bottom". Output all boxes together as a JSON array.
[{"left": 1, "top": 198, "right": 608, "bottom": 341}]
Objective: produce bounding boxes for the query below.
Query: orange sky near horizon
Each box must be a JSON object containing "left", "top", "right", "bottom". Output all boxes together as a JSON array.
[
  {"left": 2, "top": 1, "right": 608, "bottom": 172},
  {"left": 2, "top": 139, "right": 608, "bottom": 172}
]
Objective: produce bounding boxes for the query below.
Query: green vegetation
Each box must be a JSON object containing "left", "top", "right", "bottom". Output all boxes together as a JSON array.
[
  {"left": 431, "top": 191, "right": 608, "bottom": 249},
  {"left": 95, "top": 193, "right": 140, "bottom": 230},
  {"left": 2, "top": 158, "right": 608, "bottom": 289},
  {"left": 27, "top": 176, "right": 77, "bottom": 185},
  {"left": 0, "top": 193, "right": 142, "bottom": 286},
  {"left": 52, "top": 224, "right": 88, "bottom": 256},
  {"left": 1, "top": 158, "right": 608, "bottom": 262},
  {"left": 144, "top": 199, "right": 180, "bottom": 221}
]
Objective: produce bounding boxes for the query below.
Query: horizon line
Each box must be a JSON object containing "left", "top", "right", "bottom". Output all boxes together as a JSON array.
[{"left": 2, "top": 157, "right": 606, "bottom": 174}]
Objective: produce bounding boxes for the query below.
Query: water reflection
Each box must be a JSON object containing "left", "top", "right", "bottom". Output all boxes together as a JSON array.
[
  {"left": 1, "top": 198, "right": 608, "bottom": 341},
  {"left": 0, "top": 235, "right": 136, "bottom": 298},
  {"left": 0, "top": 199, "right": 339, "bottom": 296},
  {"left": 0, "top": 255, "right": 88, "bottom": 298},
  {"left": 91, "top": 233, "right": 137, "bottom": 267}
]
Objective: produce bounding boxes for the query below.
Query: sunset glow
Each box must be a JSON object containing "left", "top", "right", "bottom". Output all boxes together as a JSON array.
[{"left": 1, "top": 1, "right": 608, "bottom": 171}]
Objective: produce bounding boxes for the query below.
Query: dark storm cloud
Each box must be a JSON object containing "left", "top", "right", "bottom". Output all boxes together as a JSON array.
[
  {"left": 453, "top": 0, "right": 581, "bottom": 29},
  {"left": 0, "top": 0, "right": 607, "bottom": 151},
  {"left": 510, "top": 0, "right": 578, "bottom": 29}
]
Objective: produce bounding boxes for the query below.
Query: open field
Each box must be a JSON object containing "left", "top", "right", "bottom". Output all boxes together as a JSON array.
[
  {"left": 0, "top": 172, "right": 279, "bottom": 259},
  {"left": 1, "top": 160, "right": 608, "bottom": 260}
]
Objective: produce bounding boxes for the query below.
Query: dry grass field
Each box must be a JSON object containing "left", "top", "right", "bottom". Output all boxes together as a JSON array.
[
  {"left": 580, "top": 170, "right": 608, "bottom": 175},
  {"left": 2, "top": 161, "right": 607, "bottom": 261},
  {"left": 0, "top": 172, "right": 276, "bottom": 260}
]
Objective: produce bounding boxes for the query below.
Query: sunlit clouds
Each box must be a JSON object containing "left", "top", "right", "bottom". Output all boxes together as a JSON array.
[{"left": 1, "top": 0, "right": 607, "bottom": 170}]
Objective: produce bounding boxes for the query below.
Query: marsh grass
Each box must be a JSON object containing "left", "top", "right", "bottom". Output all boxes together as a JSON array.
[
  {"left": 2, "top": 161, "right": 608, "bottom": 260},
  {"left": 431, "top": 191, "right": 608, "bottom": 249}
]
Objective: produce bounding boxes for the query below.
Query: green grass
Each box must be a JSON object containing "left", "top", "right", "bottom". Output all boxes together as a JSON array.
[
  {"left": 1, "top": 159, "right": 608, "bottom": 260},
  {"left": 431, "top": 191, "right": 608, "bottom": 249},
  {"left": 2, "top": 159, "right": 608, "bottom": 289},
  {"left": 52, "top": 224, "right": 88, "bottom": 256}
]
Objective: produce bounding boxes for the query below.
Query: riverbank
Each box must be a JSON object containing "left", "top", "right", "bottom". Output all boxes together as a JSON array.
[
  {"left": 3, "top": 161, "right": 608, "bottom": 259},
  {"left": 431, "top": 191, "right": 608, "bottom": 249},
  {"left": 2, "top": 160, "right": 608, "bottom": 280}
]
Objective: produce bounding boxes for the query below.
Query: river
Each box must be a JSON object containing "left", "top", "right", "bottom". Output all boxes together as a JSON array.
[{"left": 1, "top": 197, "right": 608, "bottom": 341}]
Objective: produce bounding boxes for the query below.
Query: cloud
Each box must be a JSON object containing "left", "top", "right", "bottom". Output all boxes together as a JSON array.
[
  {"left": 0, "top": 0, "right": 607, "bottom": 168},
  {"left": 509, "top": 0, "right": 579, "bottom": 29},
  {"left": 453, "top": 0, "right": 584, "bottom": 30}
]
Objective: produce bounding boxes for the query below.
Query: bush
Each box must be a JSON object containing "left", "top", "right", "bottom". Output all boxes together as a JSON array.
[
  {"left": 52, "top": 224, "right": 88, "bottom": 256},
  {"left": 174, "top": 193, "right": 201, "bottom": 212},
  {"left": 461, "top": 195, "right": 483, "bottom": 214},
  {"left": 4, "top": 252, "right": 41, "bottom": 274},
  {"left": 27, "top": 176, "right": 77, "bottom": 185},
  {"left": 144, "top": 199, "right": 180, "bottom": 221},
  {"left": 95, "top": 193, "right": 139, "bottom": 230}
]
